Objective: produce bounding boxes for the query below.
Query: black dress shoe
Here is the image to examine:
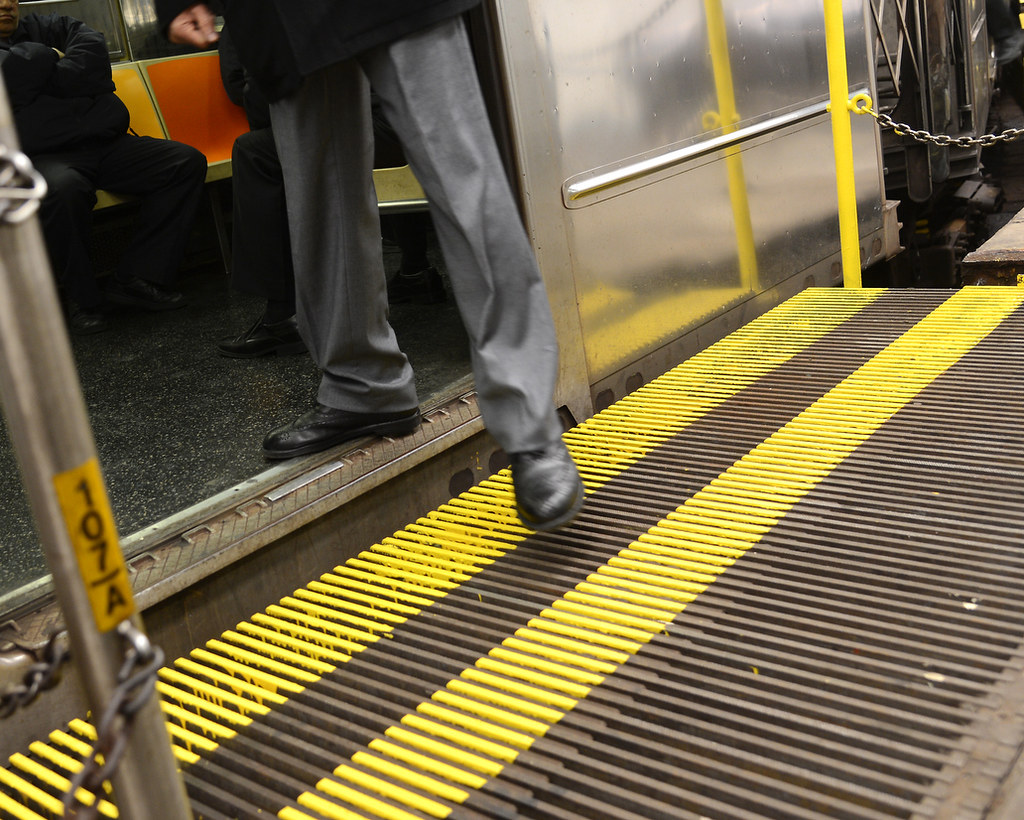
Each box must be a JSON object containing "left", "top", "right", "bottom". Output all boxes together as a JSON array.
[
  {"left": 106, "top": 275, "right": 186, "bottom": 311},
  {"left": 387, "top": 267, "right": 447, "bottom": 305},
  {"left": 263, "top": 403, "right": 421, "bottom": 459},
  {"left": 510, "top": 438, "right": 585, "bottom": 531},
  {"left": 218, "top": 315, "right": 307, "bottom": 358},
  {"left": 66, "top": 302, "right": 108, "bottom": 336}
]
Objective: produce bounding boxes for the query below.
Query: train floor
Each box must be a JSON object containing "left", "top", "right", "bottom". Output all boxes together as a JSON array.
[
  {"left": 0, "top": 216, "right": 472, "bottom": 612},
  {"left": 5, "top": 287, "right": 1024, "bottom": 819}
]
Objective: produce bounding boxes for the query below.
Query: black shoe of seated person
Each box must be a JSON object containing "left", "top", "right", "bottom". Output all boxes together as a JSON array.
[
  {"left": 510, "top": 438, "right": 585, "bottom": 531},
  {"left": 218, "top": 314, "right": 307, "bottom": 358},
  {"left": 65, "top": 302, "right": 109, "bottom": 336},
  {"left": 106, "top": 275, "right": 186, "bottom": 311},
  {"left": 387, "top": 267, "right": 447, "bottom": 305},
  {"left": 262, "top": 403, "right": 422, "bottom": 459}
]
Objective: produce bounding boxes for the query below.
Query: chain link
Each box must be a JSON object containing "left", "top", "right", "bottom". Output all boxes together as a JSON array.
[
  {"left": 871, "top": 109, "right": 1024, "bottom": 148},
  {"left": 0, "top": 631, "right": 71, "bottom": 718},
  {"left": 63, "top": 622, "right": 165, "bottom": 819}
]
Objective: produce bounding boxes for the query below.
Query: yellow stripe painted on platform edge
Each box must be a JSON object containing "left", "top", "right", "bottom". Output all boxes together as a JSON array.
[
  {"left": 281, "top": 287, "right": 1023, "bottom": 819},
  {"left": 3, "top": 289, "right": 893, "bottom": 816}
]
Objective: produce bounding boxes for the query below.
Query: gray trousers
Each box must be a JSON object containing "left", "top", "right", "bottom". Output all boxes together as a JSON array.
[{"left": 269, "top": 15, "right": 562, "bottom": 454}]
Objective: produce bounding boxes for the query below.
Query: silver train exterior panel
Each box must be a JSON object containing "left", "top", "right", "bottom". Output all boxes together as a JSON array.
[{"left": 489, "top": 0, "right": 890, "bottom": 420}]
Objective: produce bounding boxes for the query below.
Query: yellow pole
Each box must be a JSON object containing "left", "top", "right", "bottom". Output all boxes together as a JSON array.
[
  {"left": 822, "top": 0, "right": 862, "bottom": 288},
  {"left": 705, "top": 0, "right": 759, "bottom": 293}
]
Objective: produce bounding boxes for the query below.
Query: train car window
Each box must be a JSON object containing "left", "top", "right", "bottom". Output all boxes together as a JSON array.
[
  {"left": 118, "top": 0, "right": 211, "bottom": 60},
  {"left": 21, "top": 0, "right": 128, "bottom": 60}
]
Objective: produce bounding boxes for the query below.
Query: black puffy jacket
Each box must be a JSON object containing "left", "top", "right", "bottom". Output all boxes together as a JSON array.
[{"left": 0, "top": 13, "right": 129, "bottom": 154}]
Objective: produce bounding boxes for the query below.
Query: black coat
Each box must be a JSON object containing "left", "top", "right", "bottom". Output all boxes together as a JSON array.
[
  {"left": 0, "top": 13, "right": 129, "bottom": 154},
  {"left": 217, "top": 25, "right": 270, "bottom": 130},
  {"left": 155, "top": 0, "right": 481, "bottom": 102}
]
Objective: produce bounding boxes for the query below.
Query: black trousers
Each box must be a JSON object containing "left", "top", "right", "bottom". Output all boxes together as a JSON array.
[
  {"left": 34, "top": 134, "right": 206, "bottom": 310},
  {"left": 230, "top": 127, "right": 294, "bottom": 304}
]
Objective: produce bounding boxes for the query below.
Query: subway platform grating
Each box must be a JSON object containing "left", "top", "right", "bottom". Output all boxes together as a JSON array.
[{"left": 4, "top": 287, "right": 1024, "bottom": 819}]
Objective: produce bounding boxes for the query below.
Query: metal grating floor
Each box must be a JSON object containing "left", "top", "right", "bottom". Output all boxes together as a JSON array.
[{"left": 5, "top": 287, "right": 1024, "bottom": 819}]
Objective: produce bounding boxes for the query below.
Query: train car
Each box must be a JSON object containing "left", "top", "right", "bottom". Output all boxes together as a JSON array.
[
  {"left": 870, "top": 0, "right": 999, "bottom": 286},
  {"left": 872, "top": 0, "right": 993, "bottom": 203},
  {"left": 2, "top": 0, "right": 1020, "bottom": 815}
]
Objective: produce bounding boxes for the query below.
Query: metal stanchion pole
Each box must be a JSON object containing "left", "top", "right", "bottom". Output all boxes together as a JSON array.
[
  {"left": 823, "top": 0, "right": 864, "bottom": 288},
  {"left": 0, "top": 84, "right": 191, "bottom": 818}
]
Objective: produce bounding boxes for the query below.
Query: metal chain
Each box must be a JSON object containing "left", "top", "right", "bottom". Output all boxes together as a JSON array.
[
  {"left": 872, "top": 109, "right": 1024, "bottom": 148},
  {"left": 63, "top": 622, "right": 165, "bottom": 819},
  {"left": 0, "top": 144, "right": 47, "bottom": 224},
  {"left": 0, "top": 631, "right": 71, "bottom": 718}
]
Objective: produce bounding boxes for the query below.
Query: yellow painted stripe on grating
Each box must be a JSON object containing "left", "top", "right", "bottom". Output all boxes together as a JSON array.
[
  {"left": 7, "top": 752, "right": 118, "bottom": 817},
  {"left": 280, "top": 288, "right": 1024, "bottom": 818},
  {"left": 0, "top": 789, "right": 47, "bottom": 820},
  {"left": 2, "top": 289, "right": 884, "bottom": 815},
  {"left": 0, "top": 769, "right": 59, "bottom": 819},
  {"left": 365, "top": 740, "right": 488, "bottom": 789},
  {"left": 0, "top": 762, "right": 110, "bottom": 818},
  {"left": 352, "top": 752, "right": 472, "bottom": 803}
]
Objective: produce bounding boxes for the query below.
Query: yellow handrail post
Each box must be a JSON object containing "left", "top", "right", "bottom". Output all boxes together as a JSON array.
[{"left": 823, "top": 0, "right": 863, "bottom": 288}]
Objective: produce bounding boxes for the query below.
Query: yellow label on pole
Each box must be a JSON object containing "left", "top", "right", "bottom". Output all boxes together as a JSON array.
[{"left": 53, "top": 458, "right": 135, "bottom": 632}]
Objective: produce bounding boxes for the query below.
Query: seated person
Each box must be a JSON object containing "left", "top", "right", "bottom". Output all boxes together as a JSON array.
[
  {"left": 374, "top": 105, "right": 446, "bottom": 307},
  {"left": 0, "top": 1, "right": 206, "bottom": 335},
  {"left": 217, "top": 25, "right": 443, "bottom": 358},
  {"left": 216, "top": 25, "right": 304, "bottom": 357}
]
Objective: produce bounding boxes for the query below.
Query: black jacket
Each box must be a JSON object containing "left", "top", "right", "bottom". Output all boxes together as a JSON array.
[
  {"left": 0, "top": 13, "right": 129, "bottom": 154},
  {"left": 155, "top": 0, "right": 480, "bottom": 102},
  {"left": 217, "top": 25, "right": 269, "bottom": 130}
]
